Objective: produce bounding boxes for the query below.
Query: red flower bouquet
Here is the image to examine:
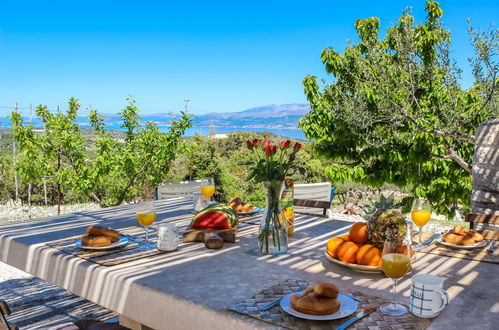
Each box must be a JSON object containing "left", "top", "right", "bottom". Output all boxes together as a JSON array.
[{"left": 244, "top": 139, "right": 303, "bottom": 255}]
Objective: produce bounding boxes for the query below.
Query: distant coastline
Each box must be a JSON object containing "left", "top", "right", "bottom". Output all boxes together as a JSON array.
[
  {"left": 0, "top": 103, "right": 310, "bottom": 140},
  {"left": 184, "top": 126, "right": 306, "bottom": 140}
]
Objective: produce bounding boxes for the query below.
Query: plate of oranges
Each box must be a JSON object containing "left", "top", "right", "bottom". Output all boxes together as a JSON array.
[{"left": 324, "top": 222, "right": 413, "bottom": 273}]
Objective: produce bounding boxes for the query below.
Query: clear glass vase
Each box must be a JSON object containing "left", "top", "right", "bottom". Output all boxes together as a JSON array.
[{"left": 259, "top": 180, "right": 288, "bottom": 255}]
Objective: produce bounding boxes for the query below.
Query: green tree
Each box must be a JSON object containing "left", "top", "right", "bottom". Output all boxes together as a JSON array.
[
  {"left": 166, "top": 132, "right": 332, "bottom": 207},
  {"left": 11, "top": 98, "right": 193, "bottom": 207},
  {"left": 300, "top": 1, "right": 498, "bottom": 216}
]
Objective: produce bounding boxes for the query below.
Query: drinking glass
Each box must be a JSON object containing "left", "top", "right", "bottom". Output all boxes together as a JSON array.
[
  {"left": 380, "top": 238, "right": 412, "bottom": 316},
  {"left": 411, "top": 198, "right": 431, "bottom": 247},
  {"left": 200, "top": 178, "right": 215, "bottom": 200},
  {"left": 135, "top": 201, "right": 157, "bottom": 250}
]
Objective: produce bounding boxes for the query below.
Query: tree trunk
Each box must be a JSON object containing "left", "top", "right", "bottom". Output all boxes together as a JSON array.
[
  {"left": 28, "top": 183, "right": 32, "bottom": 218},
  {"left": 13, "top": 103, "right": 19, "bottom": 204},
  {"left": 57, "top": 149, "right": 61, "bottom": 216},
  {"left": 91, "top": 193, "right": 108, "bottom": 208},
  {"left": 43, "top": 179, "right": 48, "bottom": 205}
]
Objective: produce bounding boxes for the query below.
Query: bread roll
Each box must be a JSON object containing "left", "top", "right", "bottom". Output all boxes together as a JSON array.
[
  {"left": 203, "top": 232, "right": 224, "bottom": 249},
  {"left": 81, "top": 234, "right": 111, "bottom": 247},
  {"left": 303, "top": 282, "right": 339, "bottom": 299},
  {"left": 240, "top": 203, "right": 254, "bottom": 212},
  {"left": 228, "top": 197, "right": 242, "bottom": 208},
  {"left": 453, "top": 226, "right": 469, "bottom": 236},
  {"left": 443, "top": 233, "right": 463, "bottom": 245},
  {"left": 290, "top": 294, "right": 340, "bottom": 315},
  {"left": 86, "top": 225, "right": 120, "bottom": 242},
  {"left": 468, "top": 231, "right": 483, "bottom": 242},
  {"left": 459, "top": 235, "right": 475, "bottom": 246}
]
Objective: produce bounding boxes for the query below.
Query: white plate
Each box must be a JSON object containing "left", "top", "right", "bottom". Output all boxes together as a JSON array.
[
  {"left": 436, "top": 237, "right": 488, "bottom": 249},
  {"left": 324, "top": 251, "right": 382, "bottom": 273},
  {"left": 280, "top": 290, "right": 358, "bottom": 320},
  {"left": 76, "top": 237, "right": 129, "bottom": 250},
  {"left": 238, "top": 206, "right": 261, "bottom": 216}
]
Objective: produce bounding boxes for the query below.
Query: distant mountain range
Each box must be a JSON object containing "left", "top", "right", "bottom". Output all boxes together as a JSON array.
[
  {"left": 192, "top": 103, "right": 310, "bottom": 128},
  {"left": 0, "top": 103, "right": 311, "bottom": 129}
]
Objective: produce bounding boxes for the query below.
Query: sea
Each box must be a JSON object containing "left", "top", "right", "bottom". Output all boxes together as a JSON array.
[
  {"left": 0, "top": 117, "right": 307, "bottom": 140},
  {"left": 71, "top": 122, "right": 307, "bottom": 140}
]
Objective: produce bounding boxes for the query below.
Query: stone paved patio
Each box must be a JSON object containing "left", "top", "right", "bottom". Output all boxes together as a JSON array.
[{"left": 0, "top": 261, "right": 116, "bottom": 329}]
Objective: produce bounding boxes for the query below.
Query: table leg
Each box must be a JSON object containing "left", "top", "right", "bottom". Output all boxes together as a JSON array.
[{"left": 119, "top": 316, "right": 154, "bottom": 330}]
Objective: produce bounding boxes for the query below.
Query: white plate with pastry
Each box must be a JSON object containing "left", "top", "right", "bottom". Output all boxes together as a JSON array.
[
  {"left": 76, "top": 237, "right": 129, "bottom": 250},
  {"left": 280, "top": 290, "right": 357, "bottom": 320},
  {"left": 436, "top": 227, "right": 487, "bottom": 249},
  {"left": 238, "top": 206, "right": 261, "bottom": 216},
  {"left": 435, "top": 237, "right": 488, "bottom": 250}
]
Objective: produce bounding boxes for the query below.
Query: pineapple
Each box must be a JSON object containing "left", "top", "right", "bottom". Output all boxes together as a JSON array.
[{"left": 364, "top": 194, "right": 407, "bottom": 248}]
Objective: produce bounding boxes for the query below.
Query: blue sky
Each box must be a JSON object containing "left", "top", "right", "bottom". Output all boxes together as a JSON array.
[{"left": 0, "top": 0, "right": 497, "bottom": 116}]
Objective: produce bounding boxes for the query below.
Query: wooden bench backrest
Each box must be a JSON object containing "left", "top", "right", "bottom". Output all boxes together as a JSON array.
[
  {"left": 156, "top": 180, "right": 204, "bottom": 200},
  {"left": 294, "top": 182, "right": 333, "bottom": 202},
  {"left": 465, "top": 214, "right": 499, "bottom": 240},
  {"left": 293, "top": 183, "right": 333, "bottom": 216},
  {"left": 294, "top": 199, "right": 331, "bottom": 209},
  {"left": 0, "top": 300, "right": 18, "bottom": 330}
]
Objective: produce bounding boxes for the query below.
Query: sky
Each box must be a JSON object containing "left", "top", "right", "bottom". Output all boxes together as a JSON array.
[{"left": 0, "top": 0, "right": 497, "bottom": 116}]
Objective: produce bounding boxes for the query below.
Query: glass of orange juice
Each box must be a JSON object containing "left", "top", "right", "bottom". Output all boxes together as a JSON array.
[
  {"left": 380, "top": 238, "right": 412, "bottom": 316},
  {"left": 200, "top": 178, "right": 215, "bottom": 205},
  {"left": 136, "top": 201, "right": 157, "bottom": 250},
  {"left": 411, "top": 198, "right": 431, "bottom": 247}
]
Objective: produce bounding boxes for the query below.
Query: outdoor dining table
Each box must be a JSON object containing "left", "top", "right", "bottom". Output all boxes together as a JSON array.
[{"left": 0, "top": 197, "right": 497, "bottom": 330}]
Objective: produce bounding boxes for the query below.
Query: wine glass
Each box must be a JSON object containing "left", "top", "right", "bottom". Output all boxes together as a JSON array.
[
  {"left": 135, "top": 201, "right": 157, "bottom": 250},
  {"left": 200, "top": 178, "right": 215, "bottom": 206},
  {"left": 411, "top": 198, "right": 431, "bottom": 248},
  {"left": 380, "top": 238, "right": 412, "bottom": 316}
]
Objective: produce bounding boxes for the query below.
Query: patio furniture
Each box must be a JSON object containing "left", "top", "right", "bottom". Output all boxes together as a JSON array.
[
  {"left": 155, "top": 179, "right": 203, "bottom": 200},
  {"left": 0, "top": 300, "right": 18, "bottom": 330},
  {"left": 465, "top": 214, "right": 499, "bottom": 240},
  {"left": 0, "top": 198, "right": 497, "bottom": 329},
  {"left": 73, "top": 319, "right": 129, "bottom": 330},
  {"left": 294, "top": 182, "right": 334, "bottom": 216},
  {"left": 294, "top": 199, "right": 331, "bottom": 217},
  {"left": 2, "top": 288, "right": 122, "bottom": 330}
]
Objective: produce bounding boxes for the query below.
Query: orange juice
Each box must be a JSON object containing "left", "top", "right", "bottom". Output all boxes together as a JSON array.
[
  {"left": 136, "top": 212, "right": 156, "bottom": 226},
  {"left": 411, "top": 210, "right": 431, "bottom": 227},
  {"left": 200, "top": 186, "right": 215, "bottom": 198},
  {"left": 382, "top": 253, "right": 411, "bottom": 279},
  {"left": 281, "top": 178, "right": 294, "bottom": 236}
]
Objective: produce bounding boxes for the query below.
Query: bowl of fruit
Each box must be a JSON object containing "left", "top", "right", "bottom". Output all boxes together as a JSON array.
[{"left": 325, "top": 206, "right": 411, "bottom": 273}]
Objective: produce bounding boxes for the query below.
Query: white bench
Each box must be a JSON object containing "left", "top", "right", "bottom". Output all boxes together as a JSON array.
[
  {"left": 294, "top": 182, "right": 334, "bottom": 216},
  {"left": 155, "top": 180, "right": 203, "bottom": 200}
]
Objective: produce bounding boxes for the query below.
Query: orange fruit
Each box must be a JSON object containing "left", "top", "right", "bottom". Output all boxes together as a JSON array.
[
  {"left": 338, "top": 241, "right": 360, "bottom": 263},
  {"left": 356, "top": 244, "right": 381, "bottom": 266},
  {"left": 283, "top": 209, "right": 294, "bottom": 218},
  {"left": 326, "top": 236, "right": 346, "bottom": 259},
  {"left": 349, "top": 222, "right": 368, "bottom": 244},
  {"left": 339, "top": 234, "right": 350, "bottom": 241}
]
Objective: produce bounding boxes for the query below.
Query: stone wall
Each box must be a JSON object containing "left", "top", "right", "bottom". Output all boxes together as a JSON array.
[{"left": 471, "top": 118, "right": 499, "bottom": 216}]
